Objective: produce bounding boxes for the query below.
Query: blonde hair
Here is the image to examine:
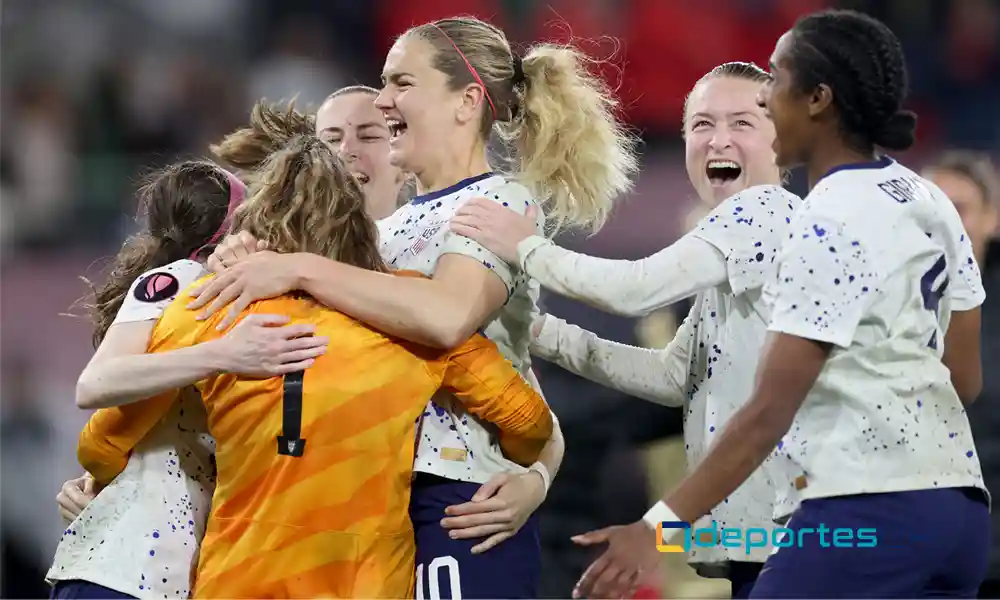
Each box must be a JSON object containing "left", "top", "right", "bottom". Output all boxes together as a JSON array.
[
  {"left": 211, "top": 101, "right": 316, "bottom": 174},
  {"left": 229, "top": 133, "right": 386, "bottom": 273},
  {"left": 405, "top": 17, "right": 639, "bottom": 232}
]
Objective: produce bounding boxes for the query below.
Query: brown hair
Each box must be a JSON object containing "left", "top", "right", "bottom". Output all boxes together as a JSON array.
[
  {"left": 925, "top": 150, "right": 998, "bottom": 209},
  {"left": 403, "top": 17, "right": 639, "bottom": 232},
  {"left": 88, "top": 161, "right": 237, "bottom": 347},
  {"left": 682, "top": 61, "right": 771, "bottom": 134},
  {"left": 230, "top": 133, "right": 386, "bottom": 273},
  {"left": 211, "top": 101, "right": 316, "bottom": 174}
]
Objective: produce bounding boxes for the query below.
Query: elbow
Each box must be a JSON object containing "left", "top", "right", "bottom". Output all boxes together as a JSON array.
[
  {"left": 955, "top": 374, "right": 983, "bottom": 407},
  {"left": 424, "top": 314, "right": 480, "bottom": 349},
  {"left": 75, "top": 372, "right": 104, "bottom": 410}
]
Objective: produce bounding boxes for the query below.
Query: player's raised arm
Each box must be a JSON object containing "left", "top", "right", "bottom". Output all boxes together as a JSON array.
[{"left": 453, "top": 185, "right": 800, "bottom": 317}]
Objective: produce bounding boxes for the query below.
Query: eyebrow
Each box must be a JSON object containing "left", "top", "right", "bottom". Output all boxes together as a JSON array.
[
  {"left": 319, "top": 122, "right": 388, "bottom": 136},
  {"left": 690, "top": 111, "right": 760, "bottom": 120},
  {"left": 382, "top": 71, "right": 413, "bottom": 84}
]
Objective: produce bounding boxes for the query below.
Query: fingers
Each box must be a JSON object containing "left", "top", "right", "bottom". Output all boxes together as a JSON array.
[
  {"left": 446, "top": 521, "right": 509, "bottom": 540},
  {"left": 240, "top": 314, "right": 292, "bottom": 328},
  {"left": 574, "top": 552, "right": 611, "bottom": 599},
  {"left": 274, "top": 324, "right": 319, "bottom": 339},
  {"left": 450, "top": 221, "right": 484, "bottom": 241},
  {"left": 471, "top": 473, "right": 509, "bottom": 502},
  {"left": 275, "top": 347, "right": 327, "bottom": 365},
  {"left": 205, "top": 254, "right": 226, "bottom": 275},
  {"left": 443, "top": 497, "right": 507, "bottom": 517},
  {"left": 440, "top": 507, "right": 510, "bottom": 530},
  {"left": 271, "top": 359, "right": 317, "bottom": 373},
  {"left": 237, "top": 231, "right": 260, "bottom": 257},
  {"left": 81, "top": 475, "right": 96, "bottom": 496},
  {"left": 471, "top": 531, "right": 514, "bottom": 555},
  {"left": 198, "top": 282, "right": 244, "bottom": 324},
  {"left": 188, "top": 272, "right": 235, "bottom": 310},
  {"left": 571, "top": 526, "right": 617, "bottom": 546}
]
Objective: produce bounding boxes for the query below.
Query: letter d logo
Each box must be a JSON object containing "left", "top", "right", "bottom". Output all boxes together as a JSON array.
[{"left": 656, "top": 521, "right": 689, "bottom": 553}]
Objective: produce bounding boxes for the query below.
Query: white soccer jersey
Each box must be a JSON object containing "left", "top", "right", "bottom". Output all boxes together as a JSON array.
[
  {"left": 526, "top": 185, "right": 802, "bottom": 566},
  {"left": 47, "top": 259, "right": 215, "bottom": 599},
  {"left": 378, "top": 172, "right": 545, "bottom": 483},
  {"left": 765, "top": 156, "right": 987, "bottom": 519}
]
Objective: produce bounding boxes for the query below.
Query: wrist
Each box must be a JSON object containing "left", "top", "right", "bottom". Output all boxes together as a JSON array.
[
  {"left": 200, "top": 339, "right": 235, "bottom": 374},
  {"left": 516, "top": 236, "right": 549, "bottom": 272},
  {"left": 528, "top": 461, "right": 551, "bottom": 497},
  {"left": 289, "top": 252, "right": 319, "bottom": 290},
  {"left": 642, "top": 501, "right": 684, "bottom": 542}
]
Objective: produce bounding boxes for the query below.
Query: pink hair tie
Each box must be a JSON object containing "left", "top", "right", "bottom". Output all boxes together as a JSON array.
[
  {"left": 431, "top": 23, "right": 496, "bottom": 119},
  {"left": 190, "top": 169, "right": 247, "bottom": 260}
]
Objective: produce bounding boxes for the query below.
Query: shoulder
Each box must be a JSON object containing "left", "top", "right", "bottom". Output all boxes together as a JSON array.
[
  {"left": 476, "top": 176, "right": 541, "bottom": 217},
  {"left": 114, "top": 260, "right": 206, "bottom": 326}
]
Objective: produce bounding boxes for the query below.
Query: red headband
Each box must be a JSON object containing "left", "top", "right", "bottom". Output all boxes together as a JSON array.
[
  {"left": 431, "top": 23, "right": 497, "bottom": 119},
  {"left": 190, "top": 169, "right": 247, "bottom": 260}
]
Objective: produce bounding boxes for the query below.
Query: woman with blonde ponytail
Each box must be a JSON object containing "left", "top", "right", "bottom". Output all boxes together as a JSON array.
[{"left": 190, "top": 15, "right": 639, "bottom": 599}]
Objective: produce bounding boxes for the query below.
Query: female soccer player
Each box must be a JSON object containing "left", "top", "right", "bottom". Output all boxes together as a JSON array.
[
  {"left": 574, "top": 10, "right": 989, "bottom": 599},
  {"left": 190, "top": 16, "right": 639, "bottom": 598},
  {"left": 450, "top": 61, "right": 799, "bottom": 598},
  {"left": 50, "top": 90, "right": 409, "bottom": 600},
  {"left": 77, "top": 132, "right": 555, "bottom": 598},
  {"left": 46, "top": 159, "right": 325, "bottom": 600},
  {"left": 315, "top": 85, "right": 409, "bottom": 219}
]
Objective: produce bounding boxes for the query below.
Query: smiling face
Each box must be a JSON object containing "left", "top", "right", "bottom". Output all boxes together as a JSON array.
[
  {"left": 684, "top": 76, "right": 780, "bottom": 206},
  {"left": 316, "top": 91, "right": 403, "bottom": 219},
  {"left": 375, "top": 35, "right": 467, "bottom": 177},
  {"left": 757, "top": 32, "right": 827, "bottom": 170}
]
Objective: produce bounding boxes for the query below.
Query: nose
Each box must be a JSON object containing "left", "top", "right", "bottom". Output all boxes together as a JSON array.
[
  {"left": 339, "top": 136, "right": 360, "bottom": 162},
  {"left": 374, "top": 86, "right": 392, "bottom": 111},
  {"left": 708, "top": 124, "right": 733, "bottom": 151}
]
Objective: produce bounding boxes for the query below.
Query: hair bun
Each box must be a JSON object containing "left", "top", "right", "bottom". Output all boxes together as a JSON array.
[{"left": 873, "top": 110, "right": 918, "bottom": 152}]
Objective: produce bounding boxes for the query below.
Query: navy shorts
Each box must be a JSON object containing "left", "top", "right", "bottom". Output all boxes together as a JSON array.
[
  {"left": 410, "top": 474, "right": 541, "bottom": 599},
  {"left": 750, "top": 487, "right": 990, "bottom": 598},
  {"left": 51, "top": 580, "right": 136, "bottom": 599}
]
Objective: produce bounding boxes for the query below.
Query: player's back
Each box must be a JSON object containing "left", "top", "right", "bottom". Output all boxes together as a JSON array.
[
  {"left": 150, "top": 278, "right": 552, "bottom": 599},
  {"left": 768, "top": 156, "right": 986, "bottom": 514}
]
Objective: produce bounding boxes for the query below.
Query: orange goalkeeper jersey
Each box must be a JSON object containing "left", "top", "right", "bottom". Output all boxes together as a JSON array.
[{"left": 77, "top": 274, "right": 553, "bottom": 599}]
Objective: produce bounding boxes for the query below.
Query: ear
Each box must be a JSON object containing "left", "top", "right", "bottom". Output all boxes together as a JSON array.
[
  {"left": 455, "top": 83, "right": 487, "bottom": 125},
  {"left": 807, "top": 83, "right": 834, "bottom": 118}
]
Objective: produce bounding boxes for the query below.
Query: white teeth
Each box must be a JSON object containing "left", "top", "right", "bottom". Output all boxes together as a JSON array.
[
  {"left": 386, "top": 119, "right": 401, "bottom": 128},
  {"left": 707, "top": 160, "right": 740, "bottom": 170},
  {"left": 352, "top": 172, "right": 370, "bottom": 184}
]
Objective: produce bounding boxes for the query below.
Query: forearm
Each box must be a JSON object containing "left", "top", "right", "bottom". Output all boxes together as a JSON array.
[
  {"left": 294, "top": 254, "right": 476, "bottom": 348},
  {"left": 517, "top": 235, "right": 728, "bottom": 317},
  {"left": 535, "top": 412, "right": 564, "bottom": 478},
  {"left": 77, "top": 342, "right": 226, "bottom": 409},
  {"left": 531, "top": 315, "right": 688, "bottom": 406}
]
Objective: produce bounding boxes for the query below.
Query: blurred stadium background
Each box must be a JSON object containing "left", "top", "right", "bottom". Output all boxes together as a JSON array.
[{"left": 1, "top": 0, "right": 997, "bottom": 597}]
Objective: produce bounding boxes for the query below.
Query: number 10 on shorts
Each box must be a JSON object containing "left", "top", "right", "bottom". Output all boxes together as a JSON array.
[{"left": 655, "top": 521, "right": 690, "bottom": 553}]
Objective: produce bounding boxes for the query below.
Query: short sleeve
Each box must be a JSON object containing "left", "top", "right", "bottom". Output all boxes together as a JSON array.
[
  {"left": 949, "top": 230, "right": 986, "bottom": 312},
  {"left": 439, "top": 180, "right": 542, "bottom": 296},
  {"left": 691, "top": 185, "right": 801, "bottom": 295},
  {"left": 112, "top": 259, "right": 206, "bottom": 326},
  {"left": 766, "top": 216, "right": 880, "bottom": 348}
]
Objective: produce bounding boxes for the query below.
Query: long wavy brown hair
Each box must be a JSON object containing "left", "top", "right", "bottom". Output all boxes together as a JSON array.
[
  {"left": 230, "top": 133, "right": 386, "bottom": 273},
  {"left": 210, "top": 101, "right": 315, "bottom": 174},
  {"left": 87, "top": 161, "right": 237, "bottom": 347}
]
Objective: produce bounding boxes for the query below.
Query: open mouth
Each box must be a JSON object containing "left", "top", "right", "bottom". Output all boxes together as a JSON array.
[
  {"left": 706, "top": 159, "right": 742, "bottom": 186},
  {"left": 352, "top": 172, "right": 370, "bottom": 186},
  {"left": 386, "top": 118, "right": 408, "bottom": 141}
]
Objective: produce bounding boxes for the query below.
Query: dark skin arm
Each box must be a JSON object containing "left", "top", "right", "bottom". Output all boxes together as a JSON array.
[{"left": 573, "top": 332, "right": 830, "bottom": 599}]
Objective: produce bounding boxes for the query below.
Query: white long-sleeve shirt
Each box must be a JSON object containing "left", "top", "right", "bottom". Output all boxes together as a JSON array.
[{"left": 525, "top": 185, "right": 802, "bottom": 568}]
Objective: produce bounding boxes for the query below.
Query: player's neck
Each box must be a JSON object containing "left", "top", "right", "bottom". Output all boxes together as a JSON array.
[
  {"left": 806, "top": 145, "right": 878, "bottom": 190},
  {"left": 414, "top": 147, "right": 491, "bottom": 196}
]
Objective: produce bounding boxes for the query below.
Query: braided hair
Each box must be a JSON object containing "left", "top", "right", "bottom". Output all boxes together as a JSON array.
[{"left": 787, "top": 10, "right": 917, "bottom": 152}]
